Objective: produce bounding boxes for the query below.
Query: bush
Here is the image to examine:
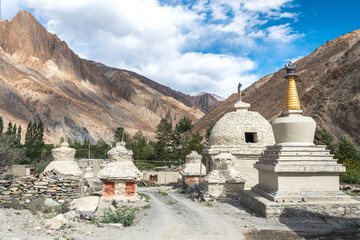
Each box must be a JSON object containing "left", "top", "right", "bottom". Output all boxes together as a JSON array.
[
  {"left": 340, "top": 169, "right": 360, "bottom": 184},
  {"left": 3, "top": 174, "right": 14, "bottom": 180},
  {"left": 28, "top": 198, "right": 52, "bottom": 215},
  {"left": 33, "top": 159, "right": 52, "bottom": 175},
  {"left": 101, "top": 206, "right": 137, "bottom": 226}
]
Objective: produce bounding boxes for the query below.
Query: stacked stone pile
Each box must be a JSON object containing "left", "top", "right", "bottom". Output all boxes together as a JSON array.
[{"left": 0, "top": 170, "right": 82, "bottom": 205}]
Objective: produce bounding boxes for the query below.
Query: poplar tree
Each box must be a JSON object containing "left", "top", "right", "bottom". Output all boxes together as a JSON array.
[
  {"left": 25, "top": 121, "right": 44, "bottom": 163},
  {"left": 0, "top": 116, "right": 3, "bottom": 134}
]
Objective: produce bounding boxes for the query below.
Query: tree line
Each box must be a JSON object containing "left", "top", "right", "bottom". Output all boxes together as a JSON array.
[
  {"left": 66, "top": 117, "right": 204, "bottom": 170},
  {"left": 319, "top": 128, "right": 360, "bottom": 184},
  {"left": 0, "top": 116, "right": 46, "bottom": 169},
  {"left": 1, "top": 115, "right": 359, "bottom": 181}
]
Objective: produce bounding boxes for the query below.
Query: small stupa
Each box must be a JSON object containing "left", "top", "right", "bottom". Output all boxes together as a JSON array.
[
  {"left": 204, "top": 150, "right": 245, "bottom": 201},
  {"left": 180, "top": 151, "right": 206, "bottom": 186},
  {"left": 98, "top": 141, "right": 141, "bottom": 200},
  {"left": 44, "top": 141, "right": 81, "bottom": 176},
  {"left": 83, "top": 166, "right": 95, "bottom": 185}
]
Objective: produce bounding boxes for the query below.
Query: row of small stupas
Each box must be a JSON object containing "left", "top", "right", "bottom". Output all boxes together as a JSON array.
[{"left": 44, "top": 140, "right": 142, "bottom": 200}]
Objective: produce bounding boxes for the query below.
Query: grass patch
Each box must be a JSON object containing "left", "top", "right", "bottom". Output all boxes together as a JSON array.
[
  {"left": 157, "top": 190, "right": 168, "bottom": 196},
  {"left": 167, "top": 200, "right": 177, "bottom": 205},
  {"left": 347, "top": 220, "right": 360, "bottom": 229},
  {"left": 204, "top": 201, "right": 214, "bottom": 207},
  {"left": 101, "top": 206, "right": 138, "bottom": 227},
  {"left": 345, "top": 192, "right": 360, "bottom": 196},
  {"left": 142, "top": 204, "right": 151, "bottom": 209},
  {"left": 138, "top": 193, "right": 150, "bottom": 202},
  {"left": 176, "top": 188, "right": 186, "bottom": 194}
]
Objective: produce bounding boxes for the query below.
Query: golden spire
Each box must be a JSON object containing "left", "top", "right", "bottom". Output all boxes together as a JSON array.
[{"left": 284, "top": 61, "right": 301, "bottom": 110}]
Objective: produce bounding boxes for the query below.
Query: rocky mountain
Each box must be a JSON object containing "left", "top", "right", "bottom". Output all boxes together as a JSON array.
[
  {"left": 193, "top": 29, "right": 360, "bottom": 146},
  {"left": 188, "top": 93, "right": 223, "bottom": 113},
  {"left": 0, "top": 11, "right": 205, "bottom": 143}
]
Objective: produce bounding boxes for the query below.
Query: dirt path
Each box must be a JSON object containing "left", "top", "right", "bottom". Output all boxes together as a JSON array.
[
  {"left": 0, "top": 186, "right": 358, "bottom": 240},
  {"left": 130, "top": 187, "right": 242, "bottom": 240}
]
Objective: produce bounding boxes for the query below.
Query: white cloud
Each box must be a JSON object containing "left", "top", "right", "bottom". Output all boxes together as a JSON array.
[
  {"left": 2, "top": 0, "right": 303, "bottom": 98},
  {"left": 285, "top": 55, "right": 303, "bottom": 63},
  {"left": 266, "top": 23, "right": 304, "bottom": 42}
]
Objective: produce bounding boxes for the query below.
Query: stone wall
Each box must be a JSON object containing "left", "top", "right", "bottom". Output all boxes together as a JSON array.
[
  {"left": 239, "top": 190, "right": 360, "bottom": 220},
  {"left": 0, "top": 173, "right": 83, "bottom": 205},
  {"left": 142, "top": 171, "right": 180, "bottom": 185}
]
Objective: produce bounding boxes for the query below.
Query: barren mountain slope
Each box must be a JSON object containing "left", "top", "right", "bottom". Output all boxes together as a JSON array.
[
  {"left": 193, "top": 29, "right": 360, "bottom": 145},
  {"left": 0, "top": 11, "right": 204, "bottom": 143},
  {"left": 188, "top": 93, "right": 223, "bottom": 113}
]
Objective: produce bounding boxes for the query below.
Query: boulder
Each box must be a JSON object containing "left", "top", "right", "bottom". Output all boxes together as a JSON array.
[
  {"left": 44, "top": 198, "right": 60, "bottom": 207},
  {"left": 70, "top": 196, "right": 99, "bottom": 212}
]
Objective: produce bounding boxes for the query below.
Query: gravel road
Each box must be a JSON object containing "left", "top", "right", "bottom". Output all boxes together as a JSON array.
[{"left": 0, "top": 186, "right": 358, "bottom": 240}]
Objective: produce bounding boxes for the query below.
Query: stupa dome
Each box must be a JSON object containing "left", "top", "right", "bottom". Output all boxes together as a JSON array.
[
  {"left": 51, "top": 141, "right": 76, "bottom": 161},
  {"left": 98, "top": 141, "right": 141, "bottom": 181},
  {"left": 209, "top": 101, "right": 274, "bottom": 147}
]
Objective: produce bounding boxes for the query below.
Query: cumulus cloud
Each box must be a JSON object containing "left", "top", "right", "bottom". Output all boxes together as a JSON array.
[
  {"left": 2, "top": 0, "right": 303, "bottom": 98},
  {"left": 266, "top": 23, "right": 304, "bottom": 42}
]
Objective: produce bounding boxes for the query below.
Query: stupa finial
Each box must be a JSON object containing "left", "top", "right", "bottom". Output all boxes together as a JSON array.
[
  {"left": 284, "top": 61, "right": 301, "bottom": 110},
  {"left": 238, "top": 82, "right": 242, "bottom": 102}
]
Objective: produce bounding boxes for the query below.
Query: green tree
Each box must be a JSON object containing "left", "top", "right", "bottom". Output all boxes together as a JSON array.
[
  {"left": 25, "top": 121, "right": 45, "bottom": 163},
  {"left": 6, "top": 122, "right": 13, "bottom": 135},
  {"left": 91, "top": 139, "right": 111, "bottom": 159},
  {"left": 205, "top": 121, "right": 215, "bottom": 143},
  {"left": 175, "top": 116, "right": 193, "bottom": 134},
  {"left": 17, "top": 126, "right": 22, "bottom": 142},
  {"left": 337, "top": 136, "right": 360, "bottom": 169},
  {"left": 114, "top": 127, "right": 129, "bottom": 143},
  {"left": 0, "top": 134, "right": 26, "bottom": 167},
  {"left": 319, "top": 128, "right": 336, "bottom": 153},
  {"left": 130, "top": 131, "right": 147, "bottom": 160},
  {"left": 0, "top": 116, "right": 3, "bottom": 134},
  {"left": 154, "top": 119, "right": 173, "bottom": 162}
]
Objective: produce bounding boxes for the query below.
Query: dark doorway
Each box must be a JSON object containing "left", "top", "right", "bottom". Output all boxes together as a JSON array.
[{"left": 245, "top": 132, "right": 257, "bottom": 143}]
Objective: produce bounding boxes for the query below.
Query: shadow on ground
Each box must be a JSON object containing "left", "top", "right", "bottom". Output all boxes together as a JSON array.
[{"left": 235, "top": 203, "right": 360, "bottom": 240}]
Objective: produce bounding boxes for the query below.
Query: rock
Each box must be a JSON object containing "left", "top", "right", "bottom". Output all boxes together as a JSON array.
[
  {"left": 97, "top": 223, "right": 123, "bottom": 228},
  {"left": 44, "top": 214, "right": 69, "bottom": 230},
  {"left": 44, "top": 198, "right": 60, "bottom": 207},
  {"left": 44, "top": 219, "right": 62, "bottom": 230},
  {"left": 80, "top": 211, "right": 95, "bottom": 220},
  {"left": 34, "top": 181, "right": 49, "bottom": 186},
  {"left": 63, "top": 210, "right": 77, "bottom": 221},
  {"left": 71, "top": 196, "right": 99, "bottom": 212},
  {"left": 11, "top": 190, "right": 22, "bottom": 195}
]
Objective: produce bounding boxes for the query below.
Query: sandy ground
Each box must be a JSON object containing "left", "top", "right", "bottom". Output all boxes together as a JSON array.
[{"left": 0, "top": 186, "right": 359, "bottom": 240}]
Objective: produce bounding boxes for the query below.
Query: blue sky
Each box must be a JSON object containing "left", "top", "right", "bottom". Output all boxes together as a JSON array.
[{"left": 1, "top": 0, "right": 359, "bottom": 98}]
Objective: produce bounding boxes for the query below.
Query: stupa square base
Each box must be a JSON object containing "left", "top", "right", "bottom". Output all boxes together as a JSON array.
[{"left": 239, "top": 190, "right": 360, "bottom": 220}]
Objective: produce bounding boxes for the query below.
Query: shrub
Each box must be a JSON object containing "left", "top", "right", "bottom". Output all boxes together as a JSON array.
[
  {"left": 28, "top": 198, "right": 52, "bottom": 215},
  {"left": 157, "top": 190, "right": 168, "bottom": 196},
  {"left": 101, "top": 206, "right": 137, "bottom": 226},
  {"left": 340, "top": 169, "right": 360, "bottom": 184},
  {"left": 33, "top": 159, "right": 52, "bottom": 175},
  {"left": 3, "top": 174, "right": 14, "bottom": 180}
]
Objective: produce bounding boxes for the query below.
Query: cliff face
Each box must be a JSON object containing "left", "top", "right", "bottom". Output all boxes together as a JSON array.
[
  {"left": 0, "top": 11, "right": 204, "bottom": 143},
  {"left": 193, "top": 29, "right": 360, "bottom": 146},
  {"left": 188, "top": 93, "right": 223, "bottom": 114}
]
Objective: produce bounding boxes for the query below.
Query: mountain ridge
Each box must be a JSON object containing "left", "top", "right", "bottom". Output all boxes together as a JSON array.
[
  {"left": 0, "top": 11, "right": 207, "bottom": 143},
  {"left": 193, "top": 29, "right": 360, "bottom": 146}
]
